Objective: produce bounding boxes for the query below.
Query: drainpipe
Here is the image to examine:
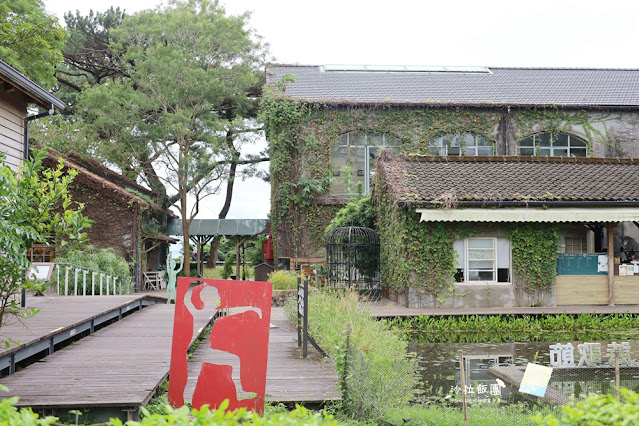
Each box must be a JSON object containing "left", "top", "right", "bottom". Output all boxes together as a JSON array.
[{"left": 22, "top": 103, "right": 55, "bottom": 308}]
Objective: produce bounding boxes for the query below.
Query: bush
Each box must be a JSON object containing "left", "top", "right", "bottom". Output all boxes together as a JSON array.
[
  {"left": 117, "top": 400, "right": 337, "bottom": 425},
  {"left": 54, "top": 246, "right": 133, "bottom": 293},
  {"left": 221, "top": 255, "right": 234, "bottom": 279},
  {"left": 532, "top": 388, "right": 639, "bottom": 425},
  {"left": 0, "top": 386, "right": 57, "bottom": 425},
  {"left": 268, "top": 270, "right": 299, "bottom": 290},
  {"left": 285, "top": 290, "right": 419, "bottom": 423}
]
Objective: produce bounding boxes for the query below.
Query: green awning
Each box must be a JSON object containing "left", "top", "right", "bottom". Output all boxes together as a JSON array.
[
  {"left": 416, "top": 207, "right": 639, "bottom": 223},
  {"left": 165, "top": 219, "right": 269, "bottom": 237}
]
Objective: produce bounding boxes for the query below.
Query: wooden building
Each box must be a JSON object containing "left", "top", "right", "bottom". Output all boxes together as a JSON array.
[
  {"left": 263, "top": 64, "right": 639, "bottom": 307},
  {"left": 40, "top": 149, "right": 177, "bottom": 291},
  {"left": 0, "top": 58, "right": 64, "bottom": 170}
]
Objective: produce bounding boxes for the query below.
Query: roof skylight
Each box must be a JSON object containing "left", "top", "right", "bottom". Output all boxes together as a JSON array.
[{"left": 323, "top": 65, "right": 492, "bottom": 74}]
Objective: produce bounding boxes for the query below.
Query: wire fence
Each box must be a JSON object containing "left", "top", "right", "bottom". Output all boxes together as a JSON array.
[{"left": 339, "top": 335, "right": 634, "bottom": 425}]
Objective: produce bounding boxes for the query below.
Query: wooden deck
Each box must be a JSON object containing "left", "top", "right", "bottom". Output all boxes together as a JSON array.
[
  {"left": 0, "top": 294, "right": 213, "bottom": 421},
  {"left": 185, "top": 307, "right": 340, "bottom": 404},
  {"left": 366, "top": 297, "right": 639, "bottom": 318},
  {"left": 1, "top": 295, "right": 147, "bottom": 354}
]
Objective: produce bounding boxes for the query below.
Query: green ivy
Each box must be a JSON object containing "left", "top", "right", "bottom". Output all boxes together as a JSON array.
[{"left": 505, "top": 222, "right": 560, "bottom": 293}]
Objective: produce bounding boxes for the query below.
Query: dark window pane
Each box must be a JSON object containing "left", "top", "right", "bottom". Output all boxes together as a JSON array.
[
  {"left": 570, "top": 135, "right": 588, "bottom": 148},
  {"left": 539, "top": 133, "right": 551, "bottom": 147},
  {"left": 477, "top": 146, "right": 494, "bottom": 156},
  {"left": 553, "top": 148, "right": 568, "bottom": 157},
  {"left": 519, "top": 136, "right": 534, "bottom": 147},
  {"left": 519, "top": 147, "right": 534, "bottom": 155},
  {"left": 571, "top": 148, "right": 587, "bottom": 157},
  {"left": 554, "top": 133, "right": 569, "bottom": 146}
]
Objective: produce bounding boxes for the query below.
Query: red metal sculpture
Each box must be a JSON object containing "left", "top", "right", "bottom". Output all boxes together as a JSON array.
[{"left": 168, "top": 277, "right": 273, "bottom": 413}]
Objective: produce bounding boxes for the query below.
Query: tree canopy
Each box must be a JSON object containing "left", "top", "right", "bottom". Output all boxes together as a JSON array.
[
  {"left": 0, "top": 0, "right": 65, "bottom": 88},
  {"left": 76, "top": 0, "right": 267, "bottom": 273}
]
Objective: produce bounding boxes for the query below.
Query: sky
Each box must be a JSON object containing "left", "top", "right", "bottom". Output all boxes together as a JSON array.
[{"left": 43, "top": 0, "right": 639, "bottom": 219}]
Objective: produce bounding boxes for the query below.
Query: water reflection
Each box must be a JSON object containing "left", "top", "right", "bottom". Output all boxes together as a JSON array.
[{"left": 411, "top": 338, "right": 639, "bottom": 404}]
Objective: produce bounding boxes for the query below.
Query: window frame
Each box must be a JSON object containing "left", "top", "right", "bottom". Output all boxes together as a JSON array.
[
  {"left": 332, "top": 132, "right": 399, "bottom": 195},
  {"left": 466, "top": 237, "right": 497, "bottom": 283},
  {"left": 427, "top": 133, "right": 494, "bottom": 156},
  {"left": 517, "top": 132, "right": 588, "bottom": 157}
]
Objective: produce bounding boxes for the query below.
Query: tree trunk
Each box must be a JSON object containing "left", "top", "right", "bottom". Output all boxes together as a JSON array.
[{"left": 207, "top": 130, "right": 238, "bottom": 267}]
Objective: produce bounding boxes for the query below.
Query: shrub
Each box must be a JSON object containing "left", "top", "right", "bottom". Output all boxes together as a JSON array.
[
  {"left": 286, "top": 290, "right": 419, "bottom": 423},
  {"left": 221, "top": 255, "right": 234, "bottom": 279},
  {"left": 117, "top": 400, "right": 337, "bottom": 425},
  {"left": 268, "top": 270, "right": 299, "bottom": 290},
  {"left": 0, "top": 386, "right": 57, "bottom": 425},
  {"left": 54, "top": 246, "right": 133, "bottom": 293},
  {"left": 532, "top": 388, "right": 639, "bottom": 425}
]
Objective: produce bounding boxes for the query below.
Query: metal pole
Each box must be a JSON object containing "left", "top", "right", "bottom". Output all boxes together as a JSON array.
[
  {"left": 458, "top": 350, "right": 469, "bottom": 426},
  {"left": 297, "top": 277, "right": 302, "bottom": 348},
  {"left": 303, "top": 279, "right": 308, "bottom": 359}
]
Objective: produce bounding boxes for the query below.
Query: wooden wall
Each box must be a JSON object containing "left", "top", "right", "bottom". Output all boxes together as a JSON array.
[
  {"left": 556, "top": 275, "right": 639, "bottom": 305},
  {"left": 0, "top": 88, "right": 26, "bottom": 170}
]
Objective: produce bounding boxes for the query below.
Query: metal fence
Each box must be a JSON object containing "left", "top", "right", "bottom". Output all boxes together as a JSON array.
[
  {"left": 52, "top": 263, "right": 131, "bottom": 296},
  {"left": 338, "top": 337, "right": 635, "bottom": 425}
]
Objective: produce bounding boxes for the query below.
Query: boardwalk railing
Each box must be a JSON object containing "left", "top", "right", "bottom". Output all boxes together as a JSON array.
[{"left": 52, "top": 263, "right": 132, "bottom": 296}]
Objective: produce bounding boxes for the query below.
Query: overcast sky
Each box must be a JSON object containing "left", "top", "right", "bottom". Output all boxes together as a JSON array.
[{"left": 43, "top": 0, "right": 639, "bottom": 219}]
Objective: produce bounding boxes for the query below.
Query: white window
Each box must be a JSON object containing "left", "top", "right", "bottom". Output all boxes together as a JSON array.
[
  {"left": 427, "top": 133, "right": 494, "bottom": 156},
  {"left": 467, "top": 238, "right": 496, "bottom": 282},
  {"left": 455, "top": 237, "right": 511, "bottom": 283},
  {"left": 564, "top": 237, "right": 587, "bottom": 253},
  {"left": 517, "top": 133, "right": 587, "bottom": 157},
  {"left": 331, "top": 132, "right": 399, "bottom": 195}
]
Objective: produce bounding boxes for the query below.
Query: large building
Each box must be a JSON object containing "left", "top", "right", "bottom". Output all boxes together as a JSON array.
[{"left": 263, "top": 64, "right": 639, "bottom": 307}]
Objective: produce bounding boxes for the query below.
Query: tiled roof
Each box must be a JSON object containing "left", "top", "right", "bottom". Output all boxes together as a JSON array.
[
  {"left": 266, "top": 65, "right": 639, "bottom": 107},
  {"left": 375, "top": 151, "right": 639, "bottom": 206}
]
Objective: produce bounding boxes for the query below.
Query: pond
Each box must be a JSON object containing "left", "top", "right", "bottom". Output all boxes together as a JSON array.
[{"left": 412, "top": 338, "right": 639, "bottom": 404}]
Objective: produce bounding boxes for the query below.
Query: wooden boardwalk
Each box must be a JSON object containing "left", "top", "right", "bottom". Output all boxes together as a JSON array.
[
  {"left": 0, "top": 295, "right": 213, "bottom": 421},
  {"left": 366, "top": 297, "right": 639, "bottom": 318},
  {"left": 0, "top": 295, "right": 146, "bottom": 353},
  {"left": 185, "top": 307, "right": 340, "bottom": 404}
]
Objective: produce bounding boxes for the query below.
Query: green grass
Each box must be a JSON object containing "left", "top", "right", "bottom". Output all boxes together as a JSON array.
[{"left": 202, "top": 266, "right": 254, "bottom": 280}]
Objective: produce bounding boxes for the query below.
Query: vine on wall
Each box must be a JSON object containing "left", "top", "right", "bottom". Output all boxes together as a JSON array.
[
  {"left": 375, "top": 172, "right": 561, "bottom": 296},
  {"left": 511, "top": 108, "right": 613, "bottom": 154},
  {"left": 505, "top": 222, "right": 560, "bottom": 294},
  {"left": 261, "top": 86, "right": 608, "bottom": 261}
]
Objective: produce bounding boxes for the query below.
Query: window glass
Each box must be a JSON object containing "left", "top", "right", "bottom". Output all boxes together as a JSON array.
[
  {"left": 427, "top": 133, "right": 493, "bottom": 156},
  {"left": 554, "top": 133, "right": 569, "bottom": 146},
  {"left": 539, "top": 133, "right": 552, "bottom": 147},
  {"left": 517, "top": 133, "right": 589, "bottom": 157},
  {"left": 467, "top": 238, "right": 496, "bottom": 282},
  {"left": 331, "top": 132, "right": 399, "bottom": 195}
]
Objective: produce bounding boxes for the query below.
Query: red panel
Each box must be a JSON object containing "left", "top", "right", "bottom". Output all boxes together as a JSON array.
[{"left": 168, "top": 277, "right": 273, "bottom": 414}]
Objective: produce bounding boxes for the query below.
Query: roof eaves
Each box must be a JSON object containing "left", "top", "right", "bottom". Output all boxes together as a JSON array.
[{"left": 0, "top": 59, "right": 65, "bottom": 110}]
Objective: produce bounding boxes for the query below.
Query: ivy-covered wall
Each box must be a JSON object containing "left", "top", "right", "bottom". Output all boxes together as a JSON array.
[
  {"left": 374, "top": 172, "right": 561, "bottom": 308},
  {"left": 260, "top": 87, "right": 639, "bottom": 262}
]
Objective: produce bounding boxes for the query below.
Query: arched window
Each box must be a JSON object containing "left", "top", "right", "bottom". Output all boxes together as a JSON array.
[
  {"left": 331, "top": 132, "right": 399, "bottom": 195},
  {"left": 427, "top": 133, "right": 494, "bottom": 156},
  {"left": 517, "top": 133, "right": 587, "bottom": 157}
]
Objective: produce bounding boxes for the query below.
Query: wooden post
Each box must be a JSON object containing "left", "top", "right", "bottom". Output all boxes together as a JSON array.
[
  {"left": 606, "top": 223, "right": 616, "bottom": 306},
  {"left": 458, "top": 350, "right": 469, "bottom": 426}
]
